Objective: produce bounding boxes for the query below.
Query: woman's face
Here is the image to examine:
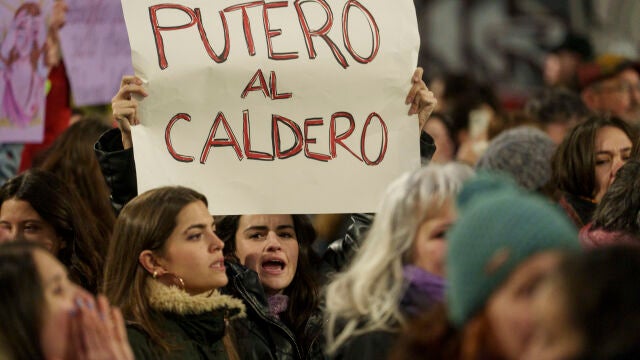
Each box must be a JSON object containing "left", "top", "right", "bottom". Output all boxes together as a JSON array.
[
  {"left": 485, "top": 251, "right": 564, "bottom": 360},
  {"left": 412, "top": 198, "right": 456, "bottom": 276},
  {"left": 234, "top": 215, "right": 299, "bottom": 295},
  {"left": 155, "top": 201, "right": 227, "bottom": 294},
  {"left": 34, "top": 248, "right": 87, "bottom": 360},
  {"left": 424, "top": 118, "right": 455, "bottom": 164},
  {"left": 0, "top": 199, "right": 63, "bottom": 254},
  {"left": 522, "top": 277, "right": 583, "bottom": 360},
  {"left": 593, "top": 126, "right": 632, "bottom": 202}
]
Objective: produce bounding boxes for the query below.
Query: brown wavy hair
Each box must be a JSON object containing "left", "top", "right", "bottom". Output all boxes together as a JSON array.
[
  {"left": 0, "top": 169, "right": 104, "bottom": 293},
  {"left": 103, "top": 186, "right": 207, "bottom": 353},
  {"left": 37, "top": 117, "right": 115, "bottom": 254},
  {"left": 0, "top": 242, "right": 46, "bottom": 360},
  {"left": 552, "top": 115, "right": 638, "bottom": 200}
]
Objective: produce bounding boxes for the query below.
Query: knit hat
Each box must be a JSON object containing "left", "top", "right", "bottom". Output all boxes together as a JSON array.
[
  {"left": 577, "top": 54, "right": 640, "bottom": 90},
  {"left": 446, "top": 174, "right": 580, "bottom": 327},
  {"left": 475, "top": 126, "right": 556, "bottom": 191}
]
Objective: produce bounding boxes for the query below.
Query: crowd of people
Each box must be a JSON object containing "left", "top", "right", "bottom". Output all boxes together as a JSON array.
[{"left": 2, "top": 1, "right": 640, "bottom": 359}]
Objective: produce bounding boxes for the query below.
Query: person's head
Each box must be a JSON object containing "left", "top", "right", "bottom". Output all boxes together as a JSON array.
[
  {"left": 11, "top": 2, "right": 41, "bottom": 59},
  {"left": 476, "top": 126, "right": 557, "bottom": 196},
  {"left": 552, "top": 115, "right": 637, "bottom": 203},
  {"left": 525, "top": 246, "right": 640, "bottom": 360},
  {"left": 0, "top": 241, "right": 88, "bottom": 360},
  {"left": 37, "top": 116, "right": 115, "bottom": 245},
  {"left": 524, "top": 88, "right": 591, "bottom": 144},
  {"left": 423, "top": 112, "right": 456, "bottom": 164},
  {"left": 543, "top": 33, "right": 593, "bottom": 89},
  {"left": 445, "top": 174, "right": 580, "bottom": 359},
  {"left": 215, "top": 213, "right": 319, "bottom": 342},
  {"left": 104, "top": 186, "right": 226, "bottom": 350},
  {"left": 0, "top": 169, "right": 103, "bottom": 292},
  {"left": 590, "top": 159, "right": 640, "bottom": 237},
  {"left": 324, "top": 163, "right": 474, "bottom": 354},
  {"left": 579, "top": 54, "right": 640, "bottom": 124}
]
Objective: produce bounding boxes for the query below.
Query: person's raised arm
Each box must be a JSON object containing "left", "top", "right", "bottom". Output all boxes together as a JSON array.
[{"left": 111, "top": 76, "right": 148, "bottom": 149}]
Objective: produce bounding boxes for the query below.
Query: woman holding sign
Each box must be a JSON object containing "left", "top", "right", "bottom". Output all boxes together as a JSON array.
[
  {"left": 96, "top": 68, "right": 437, "bottom": 213},
  {"left": 94, "top": 68, "right": 436, "bottom": 359}
]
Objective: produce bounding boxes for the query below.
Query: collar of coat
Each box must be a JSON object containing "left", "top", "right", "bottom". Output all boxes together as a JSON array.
[{"left": 146, "top": 278, "right": 246, "bottom": 319}]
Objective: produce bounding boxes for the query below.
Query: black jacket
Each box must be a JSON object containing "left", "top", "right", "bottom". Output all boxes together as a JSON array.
[
  {"left": 224, "top": 261, "right": 326, "bottom": 360},
  {"left": 94, "top": 128, "right": 137, "bottom": 213},
  {"left": 127, "top": 279, "right": 245, "bottom": 360},
  {"left": 330, "top": 329, "right": 396, "bottom": 360}
]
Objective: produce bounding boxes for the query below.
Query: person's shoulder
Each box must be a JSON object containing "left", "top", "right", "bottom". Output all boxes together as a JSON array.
[
  {"left": 334, "top": 329, "right": 397, "bottom": 360},
  {"left": 125, "top": 323, "right": 158, "bottom": 359}
]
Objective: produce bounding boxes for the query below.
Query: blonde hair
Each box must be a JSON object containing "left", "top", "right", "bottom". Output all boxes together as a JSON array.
[{"left": 324, "top": 163, "right": 474, "bottom": 354}]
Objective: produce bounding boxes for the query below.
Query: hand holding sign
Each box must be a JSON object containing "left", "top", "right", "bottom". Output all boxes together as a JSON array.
[
  {"left": 112, "top": 70, "right": 436, "bottom": 149},
  {"left": 111, "top": 76, "right": 148, "bottom": 149},
  {"left": 406, "top": 67, "right": 437, "bottom": 134}
]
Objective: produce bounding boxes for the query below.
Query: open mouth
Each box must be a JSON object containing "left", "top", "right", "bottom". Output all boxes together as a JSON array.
[
  {"left": 261, "top": 259, "right": 286, "bottom": 274},
  {"left": 210, "top": 260, "right": 225, "bottom": 271}
]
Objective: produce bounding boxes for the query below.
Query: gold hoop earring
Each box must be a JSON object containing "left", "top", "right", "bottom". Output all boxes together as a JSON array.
[{"left": 154, "top": 272, "right": 186, "bottom": 291}]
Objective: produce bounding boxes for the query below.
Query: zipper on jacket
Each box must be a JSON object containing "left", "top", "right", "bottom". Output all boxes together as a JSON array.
[{"left": 235, "top": 276, "right": 305, "bottom": 360}]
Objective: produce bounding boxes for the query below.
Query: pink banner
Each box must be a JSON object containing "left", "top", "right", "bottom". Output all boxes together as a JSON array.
[
  {"left": 0, "top": 0, "right": 52, "bottom": 143},
  {"left": 58, "top": 0, "right": 133, "bottom": 106}
]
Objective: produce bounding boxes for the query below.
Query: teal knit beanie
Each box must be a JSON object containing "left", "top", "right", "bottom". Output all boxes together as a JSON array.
[{"left": 446, "top": 173, "right": 580, "bottom": 327}]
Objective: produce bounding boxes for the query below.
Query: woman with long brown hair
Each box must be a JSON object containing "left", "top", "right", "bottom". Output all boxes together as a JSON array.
[
  {"left": 37, "top": 116, "right": 115, "bottom": 248},
  {"left": 103, "top": 186, "right": 245, "bottom": 359},
  {"left": 0, "top": 169, "right": 104, "bottom": 293},
  {"left": 0, "top": 241, "right": 133, "bottom": 360},
  {"left": 552, "top": 115, "right": 638, "bottom": 228}
]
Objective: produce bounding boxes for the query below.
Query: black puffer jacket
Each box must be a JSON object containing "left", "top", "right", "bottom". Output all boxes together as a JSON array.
[{"left": 224, "top": 261, "right": 326, "bottom": 360}]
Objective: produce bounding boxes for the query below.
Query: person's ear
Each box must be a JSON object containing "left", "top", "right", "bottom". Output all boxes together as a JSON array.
[{"left": 138, "top": 250, "right": 165, "bottom": 275}]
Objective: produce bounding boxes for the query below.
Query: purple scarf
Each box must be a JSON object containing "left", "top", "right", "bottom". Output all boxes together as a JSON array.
[
  {"left": 267, "top": 294, "right": 289, "bottom": 319},
  {"left": 401, "top": 265, "right": 445, "bottom": 316}
]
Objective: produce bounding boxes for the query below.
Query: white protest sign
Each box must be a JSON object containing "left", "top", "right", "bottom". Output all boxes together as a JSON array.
[{"left": 121, "top": 0, "right": 420, "bottom": 214}]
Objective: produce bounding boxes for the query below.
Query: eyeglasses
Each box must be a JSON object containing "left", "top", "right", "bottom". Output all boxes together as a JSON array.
[{"left": 594, "top": 82, "right": 640, "bottom": 94}]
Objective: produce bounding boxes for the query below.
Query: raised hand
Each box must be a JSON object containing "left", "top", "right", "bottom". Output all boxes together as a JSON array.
[
  {"left": 111, "top": 75, "right": 148, "bottom": 149},
  {"left": 406, "top": 67, "right": 437, "bottom": 134}
]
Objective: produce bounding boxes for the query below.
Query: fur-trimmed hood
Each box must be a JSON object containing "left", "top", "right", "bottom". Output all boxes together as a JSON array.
[{"left": 146, "top": 278, "right": 246, "bottom": 319}]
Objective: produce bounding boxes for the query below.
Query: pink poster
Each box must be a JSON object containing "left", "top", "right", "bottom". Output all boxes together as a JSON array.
[
  {"left": 58, "top": 0, "right": 133, "bottom": 106},
  {"left": 0, "top": 0, "right": 52, "bottom": 143}
]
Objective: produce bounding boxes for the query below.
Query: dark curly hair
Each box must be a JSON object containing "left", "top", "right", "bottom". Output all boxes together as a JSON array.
[
  {"left": 216, "top": 214, "right": 321, "bottom": 352},
  {"left": 0, "top": 170, "right": 104, "bottom": 293}
]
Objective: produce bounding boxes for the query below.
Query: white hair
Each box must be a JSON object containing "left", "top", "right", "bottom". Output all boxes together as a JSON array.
[{"left": 324, "top": 162, "right": 474, "bottom": 354}]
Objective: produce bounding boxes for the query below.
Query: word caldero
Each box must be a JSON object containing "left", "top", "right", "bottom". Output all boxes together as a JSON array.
[{"left": 165, "top": 110, "right": 388, "bottom": 165}]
